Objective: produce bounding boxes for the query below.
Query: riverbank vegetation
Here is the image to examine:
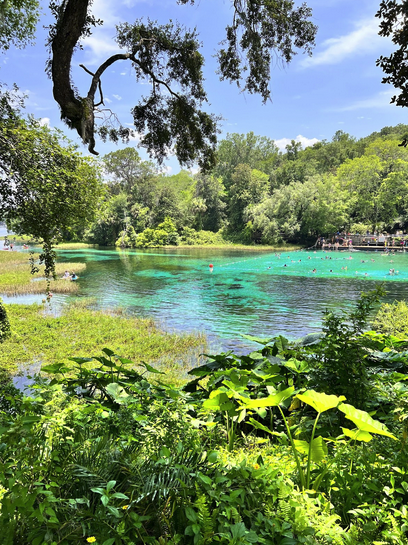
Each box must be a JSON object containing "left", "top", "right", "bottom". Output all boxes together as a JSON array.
[
  {"left": 0, "top": 301, "right": 206, "bottom": 378},
  {"left": 0, "top": 252, "right": 86, "bottom": 296},
  {"left": 1, "top": 289, "right": 408, "bottom": 544}
]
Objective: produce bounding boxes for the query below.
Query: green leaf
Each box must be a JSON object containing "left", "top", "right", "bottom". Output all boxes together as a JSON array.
[
  {"left": 101, "top": 495, "right": 109, "bottom": 506},
  {"left": 341, "top": 428, "right": 373, "bottom": 442},
  {"left": 140, "top": 361, "right": 164, "bottom": 374},
  {"left": 294, "top": 436, "right": 328, "bottom": 462},
  {"left": 208, "top": 451, "right": 218, "bottom": 463},
  {"left": 102, "top": 539, "right": 116, "bottom": 545},
  {"left": 41, "top": 362, "right": 70, "bottom": 374},
  {"left": 230, "top": 522, "right": 247, "bottom": 539},
  {"left": 102, "top": 348, "right": 115, "bottom": 357},
  {"left": 241, "top": 334, "right": 275, "bottom": 345},
  {"left": 296, "top": 390, "right": 346, "bottom": 413},
  {"left": 105, "top": 383, "right": 131, "bottom": 404},
  {"left": 248, "top": 418, "right": 285, "bottom": 437},
  {"left": 106, "top": 480, "right": 116, "bottom": 492},
  {"left": 244, "top": 386, "right": 294, "bottom": 409},
  {"left": 339, "top": 403, "right": 397, "bottom": 440}
]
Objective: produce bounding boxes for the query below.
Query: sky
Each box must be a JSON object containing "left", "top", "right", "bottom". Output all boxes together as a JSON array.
[{"left": 0, "top": 0, "right": 405, "bottom": 174}]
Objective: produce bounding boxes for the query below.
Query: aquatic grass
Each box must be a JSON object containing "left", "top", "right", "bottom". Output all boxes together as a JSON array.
[
  {"left": 0, "top": 257, "right": 86, "bottom": 295},
  {"left": 2, "top": 304, "right": 207, "bottom": 377},
  {"left": 55, "top": 242, "right": 99, "bottom": 250}
]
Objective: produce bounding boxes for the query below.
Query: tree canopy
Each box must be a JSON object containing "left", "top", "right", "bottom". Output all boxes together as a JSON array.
[{"left": 46, "top": 0, "right": 317, "bottom": 167}]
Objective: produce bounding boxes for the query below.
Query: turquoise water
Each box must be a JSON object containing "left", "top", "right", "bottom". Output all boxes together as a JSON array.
[{"left": 5, "top": 247, "right": 408, "bottom": 352}]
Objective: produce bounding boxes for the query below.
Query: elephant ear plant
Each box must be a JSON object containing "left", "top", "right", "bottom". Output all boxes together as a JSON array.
[{"left": 203, "top": 385, "right": 397, "bottom": 492}]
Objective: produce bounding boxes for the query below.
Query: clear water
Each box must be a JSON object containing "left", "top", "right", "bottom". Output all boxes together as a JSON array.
[{"left": 4, "top": 246, "right": 408, "bottom": 353}]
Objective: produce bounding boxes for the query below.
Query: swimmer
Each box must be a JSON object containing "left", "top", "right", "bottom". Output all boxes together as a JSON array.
[
  {"left": 312, "top": 268, "right": 317, "bottom": 273},
  {"left": 371, "top": 259, "right": 375, "bottom": 262},
  {"left": 329, "top": 269, "right": 333, "bottom": 272}
]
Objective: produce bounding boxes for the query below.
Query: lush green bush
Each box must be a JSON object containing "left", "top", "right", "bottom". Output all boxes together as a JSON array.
[
  {"left": 179, "top": 227, "right": 227, "bottom": 246},
  {"left": 372, "top": 300, "right": 408, "bottom": 338},
  {"left": 0, "top": 299, "right": 10, "bottom": 343},
  {"left": 2, "top": 291, "right": 408, "bottom": 544}
]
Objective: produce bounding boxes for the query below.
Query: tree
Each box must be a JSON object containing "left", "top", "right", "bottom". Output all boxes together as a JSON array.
[
  {"left": 336, "top": 139, "right": 408, "bottom": 231},
  {"left": 47, "top": 0, "right": 317, "bottom": 166},
  {"left": 376, "top": 1, "right": 408, "bottom": 111},
  {"left": 246, "top": 176, "right": 348, "bottom": 243},
  {"left": 214, "top": 132, "right": 279, "bottom": 188},
  {"left": 0, "top": 87, "right": 104, "bottom": 278},
  {"left": 228, "top": 165, "right": 269, "bottom": 232},
  {"left": 192, "top": 174, "right": 226, "bottom": 232},
  {"left": 103, "top": 148, "right": 157, "bottom": 196},
  {"left": 0, "top": 0, "right": 40, "bottom": 52}
]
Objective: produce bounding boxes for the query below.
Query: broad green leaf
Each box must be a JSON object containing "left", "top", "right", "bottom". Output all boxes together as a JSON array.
[
  {"left": 293, "top": 436, "right": 328, "bottom": 462},
  {"left": 105, "top": 383, "right": 131, "bottom": 404},
  {"left": 41, "top": 363, "right": 70, "bottom": 374},
  {"left": 102, "top": 539, "right": 116, "bottom": 545},
  {"left": 341, "top": 428, "right": 373, "bottom": 442},
  {"left": 106, "top": 480, "right": 116, "bottom": 492},
  {"left": 241, "top": 334, "right": 275, "bottom": 345},
  {"left": 102, "top": 348, "right": 115, "bottom": 357},
  {"left": 339, "top": 403, "right": 397, "bottom": 440},
  {"left": 207, "top": 451, "right": 218, "bottom": 463},
  {"left": 296, "top": 390, "right": 346, "bottom": 413},
  {"left": 140, "top": 361, "right": 164, "bottom": 374},
  {"left": 244, "top": 386, "right": 294, "bottom": 409},
  {"left": 249, "top": 418, "right": 286, "bottom": 437}
]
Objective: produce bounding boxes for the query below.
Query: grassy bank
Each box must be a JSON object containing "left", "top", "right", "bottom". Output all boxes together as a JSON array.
[
  {"left": 2, "top": 303, "right": 206, "bottom": 380},
  {"left": 0, "top": 251, "right": 86, "bottom": 295}
]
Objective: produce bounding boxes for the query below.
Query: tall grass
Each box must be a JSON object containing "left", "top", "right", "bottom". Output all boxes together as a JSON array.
[
  {"left": 2, "top": 304, "right": 207, "bottom": 380},
  {"left": 0, "top": 252, "right": 86, "bottom": 295}
]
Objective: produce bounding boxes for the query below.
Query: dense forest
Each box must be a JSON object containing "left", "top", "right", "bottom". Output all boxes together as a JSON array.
[{"left": 69, "top": 124, "right": 408, "bottom": 248}]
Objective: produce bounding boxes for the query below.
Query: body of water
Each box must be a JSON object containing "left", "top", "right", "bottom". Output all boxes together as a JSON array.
[{"left": 4, "top": 246, "right": 408, "bottom": 353}]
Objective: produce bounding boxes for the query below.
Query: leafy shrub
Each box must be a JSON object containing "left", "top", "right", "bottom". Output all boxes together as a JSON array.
[
  {"left": 136, "top": 217, "right": 180, "bottom": 247},
  {"left": 0, "top": 299, "right": 10, "bottom": 343},
  {"left": 180, "top": 227, "right": 226, "bottom": 245},
  {"left": 372, "top": 300, "right": 408, "bottom": 338}
]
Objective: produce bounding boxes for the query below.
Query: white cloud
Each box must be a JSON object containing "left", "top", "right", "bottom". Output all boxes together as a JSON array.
[
  {"left": 329, "top": 90, "right": 394, "bottom": 111},
  {"left": 120, "top": 72, "right": 126, "bottom": 76},
  {"left": 301, "top": 18, "right": 383, "bottom": 68},
  {"left": 104, "top": 97, "right": 112, "bottom": 104},
  {"left": 112, "top": 94, "right": 122, "bottom": 100},
  {"left": 160, "top": 165, "right": 173, "bottom": 175},
  {"left": 274, "top": 134, "right": 320, "bottom": 152},
  {"left": 39, "top": 117, "right": 50, "bottom": 127}
]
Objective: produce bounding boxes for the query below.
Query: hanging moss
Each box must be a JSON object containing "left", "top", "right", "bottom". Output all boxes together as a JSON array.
[{"left": 0, "top": 299, "right": 11, "bottom": 343}]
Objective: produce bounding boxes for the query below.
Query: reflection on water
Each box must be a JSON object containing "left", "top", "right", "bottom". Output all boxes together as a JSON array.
[{"left": 4, "top": 247, "right": 408, "bottom": 353}]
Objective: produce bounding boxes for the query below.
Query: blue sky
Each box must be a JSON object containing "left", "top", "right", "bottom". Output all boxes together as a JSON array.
[{"left": 1, "top": 0, "right": 404, "bottom": 173}]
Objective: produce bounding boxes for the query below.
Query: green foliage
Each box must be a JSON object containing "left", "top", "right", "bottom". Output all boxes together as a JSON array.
[
  {"left": 0, "top": 299, "right": 10, "bottom": 343},
  {"left": 135, "top": 217, "right": 180, "bottom": 248},
  {"left": 0, "top": 87, "right": 104, "bottom": 280},
  {"left": 372, "top": 300, "right": 408, "bottom": 338},
  {"left": 0, "top": 0, "right": 40, "bottom": 51},
  {"left": 0, "top": 303, "right": 205, "bottom": 376}
]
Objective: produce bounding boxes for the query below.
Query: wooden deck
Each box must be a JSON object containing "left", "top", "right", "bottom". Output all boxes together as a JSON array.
[{"left": 324, "top": 246, "right": 407, "bottom": 252}]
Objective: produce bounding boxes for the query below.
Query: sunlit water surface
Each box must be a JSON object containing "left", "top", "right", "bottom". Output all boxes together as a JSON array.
[{"left": 4, "top": 247, "right": 408, "bottom": 353}]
